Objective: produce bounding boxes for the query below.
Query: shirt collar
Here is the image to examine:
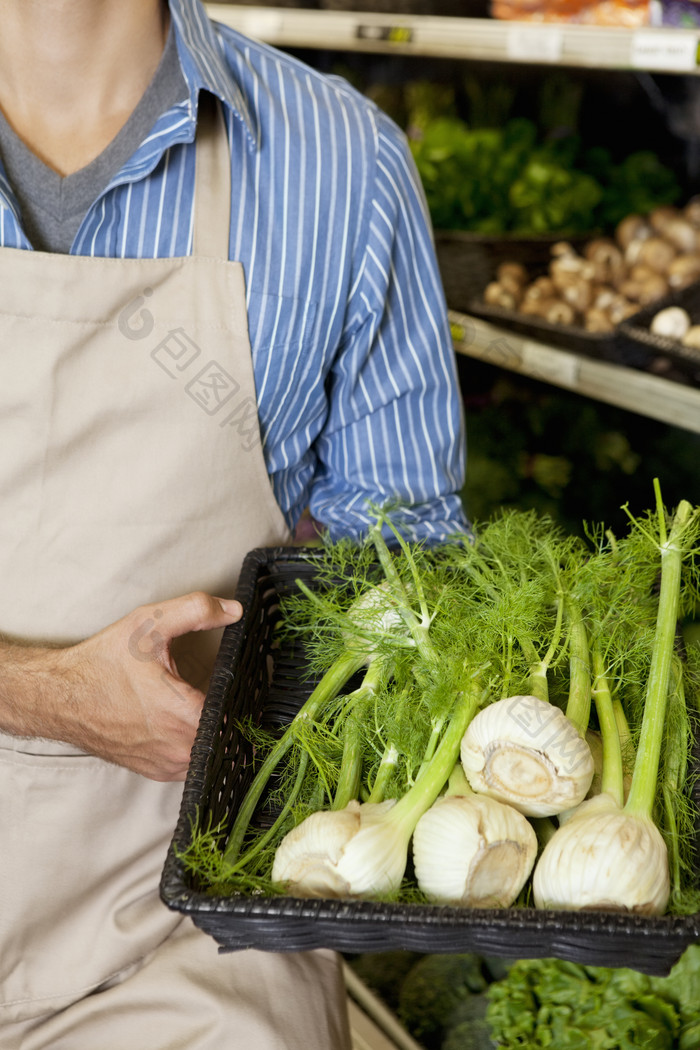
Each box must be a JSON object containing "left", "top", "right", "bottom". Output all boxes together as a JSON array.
[
  {"left": 169, "top": 0, "right": 258, "bottom": 151},
  {"left": 0, "top": 0, "right": 258, "bottom": 221}
]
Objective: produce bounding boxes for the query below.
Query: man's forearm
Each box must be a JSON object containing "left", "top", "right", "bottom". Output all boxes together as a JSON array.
[{"left": 0, "top": 638, "right": 74, "bottom": 740}]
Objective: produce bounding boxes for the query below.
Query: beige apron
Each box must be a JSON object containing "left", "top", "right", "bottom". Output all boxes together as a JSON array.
[{"left": 0, "top": 96, "right": 351, "bottom": 1050}]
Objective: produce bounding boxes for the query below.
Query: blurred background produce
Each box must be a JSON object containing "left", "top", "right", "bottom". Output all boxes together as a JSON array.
[
  {"left": 347, "top": 946, "right": 700, "bottom": 1049},
  {"left": 404, "top": 78, "right": 680, "bottom": 236},
  {"left": 356, "top": 72, "right": 684, "bottom": 236}
]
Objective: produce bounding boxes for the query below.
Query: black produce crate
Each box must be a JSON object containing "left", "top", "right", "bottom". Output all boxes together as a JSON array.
[
  {"left": 161, "top": 546, "right": 700, "bottom": 976},
  {"left": 618, "top": 282, "right": 700, "bottom": 386},
  {"left": 434, "top": 230, "right": 641, "bottom": 366}
]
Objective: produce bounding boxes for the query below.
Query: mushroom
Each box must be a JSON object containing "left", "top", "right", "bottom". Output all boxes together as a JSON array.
[
  {"left": 583, "top": 238, "right": 625, "bottom": 285},
  {"left": 522, "top": 276, "right": 556, "bottom": 302},
  {"left": 483, "top": 281, "right": 518, "bottom": 310},
  {"left": 495, "top": 272, "right": 525, "bottom": 300},
  {"left": 636, "top": 274, "right": 670, "bottom": 305},
  {"left": 668, "top": 254, "right": 700, "bottom": 290},
  {"left": 584, "top": 307, "right": 615, "bottom": 333},
  {"left": 617, "top": 274, "right": 668, "bottom": 305},
  {"left": 519, "top": 297, "right": 550, "bottom": 317},
  {"left": 628, "top": 263, "right": 660, "bottom": 284},
  {"left": 634, "top": 236, "right": 677, "bottom": 274},
  {"left": 648, "top": 205, "right": 682, "bottom": 235},
  {"left": 615, "top": 214, "right": 651, "bottom": 251},
  {"left": 683, "top": 196, "right": 700, "bottom": 228},
  {"left": 551, "top": 241, "right": 579, "bottom": 259},
  {"left": 496, "top": 261, "right": 529, "bottom": 288},
  {"left": 607, "top": 295, "right": 638, "bottom": 324},
  {"left": 650, "top": 306, "right": 691, "bottom": 341},
  {"left": 661, "top": 217, "right": 697, "bottom": 255},
  {"left": 593, "top": 287, "right": 617, "bottom": 311},
  {"left": 543, "top": 300, "right": 576, "bottom": 326},
  {"left": 559, "top": 275, "right": 595, "bottom": 313},
  {"left": 550, "top": 254, "right": 595, "bottom": 295}
]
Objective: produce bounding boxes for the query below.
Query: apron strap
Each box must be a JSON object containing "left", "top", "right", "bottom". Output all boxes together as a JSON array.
[{"left": 193, "top": 93, "right": 232, "bottom": 260}]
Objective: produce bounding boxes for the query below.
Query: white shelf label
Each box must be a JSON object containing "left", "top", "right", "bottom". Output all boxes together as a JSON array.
[
  {"left": 631, "top": 30, "right": 699, "bottom": 72},
  {"left": 506, "top": 26, "right": 564, "bottom": 63},
  {"left": 239, "top": 10, "right": 284, "bottom": 40},
  {"left": 521, "top": 342, "right": 580, "bottom": 388}
]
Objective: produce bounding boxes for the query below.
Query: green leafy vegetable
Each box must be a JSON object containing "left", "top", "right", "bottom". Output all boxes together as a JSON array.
[{"left": 486, "top": 948, "right": 700, "bottom": 1049}]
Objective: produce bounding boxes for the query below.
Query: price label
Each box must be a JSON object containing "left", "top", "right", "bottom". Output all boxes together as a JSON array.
[
  {"left": 240, "top": 10, "right": 284, "bottom": 39},
  {"left": 506, "top": 26, "right": 564, "bottom": 62},
  {"left": 631, "top": 30, "right": 699, "bottom": 72},
  {"left": 521, "top": 342, "right": 580, "bottom": 388},
  {"left": 356, "top": 24, "right": 413, "bottom": 44}
]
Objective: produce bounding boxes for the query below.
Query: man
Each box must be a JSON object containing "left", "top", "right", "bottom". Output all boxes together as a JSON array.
[{"left": 0, "top": 0, "right": 467, "bottom": 1046}]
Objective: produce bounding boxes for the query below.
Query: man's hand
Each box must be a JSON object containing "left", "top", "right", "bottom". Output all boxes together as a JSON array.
[{"left": 0, "top": 592, "right": 243, "bottom": 781}]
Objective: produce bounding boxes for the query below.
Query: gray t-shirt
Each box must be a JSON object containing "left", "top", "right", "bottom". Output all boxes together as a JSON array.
[{"left": 0, "top": 23, "right": 187, "bottom": 254}]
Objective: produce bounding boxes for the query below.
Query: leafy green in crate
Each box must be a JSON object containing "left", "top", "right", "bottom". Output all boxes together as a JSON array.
[{"left": 485, "top": 947, "right": 700, "bottom": 1049}]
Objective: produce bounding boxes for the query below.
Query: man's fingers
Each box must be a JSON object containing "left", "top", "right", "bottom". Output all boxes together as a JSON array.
[{"left": 130, "top": 591, "right": 243, "bottom": 650}]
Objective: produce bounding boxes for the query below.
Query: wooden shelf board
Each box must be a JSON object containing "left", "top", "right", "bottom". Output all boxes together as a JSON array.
[{"left": 449, "top": 311, "right": 700, "bottom": 434}]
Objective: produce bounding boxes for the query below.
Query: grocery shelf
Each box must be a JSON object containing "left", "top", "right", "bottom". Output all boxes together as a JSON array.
[
  {"left": 449, "top": 310, "right": 700, "bottom": 433},
  {"left": 206, "top": 5, "right": 700, "bottom": 74}
]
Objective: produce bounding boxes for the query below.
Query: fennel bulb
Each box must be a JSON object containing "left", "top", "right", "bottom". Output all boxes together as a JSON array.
[
  {"left": 533, "top": 486, "right": 699, "bottom": 916},
  {"left": 532, "top": 792, "right": 669, "bottom": 915},
  {"left": 460, "top": 694, "right": 594, "bottom": 817},
  {"left": 271, "top": 681, "right": 481, "bottom": 900},
  {"left": 271, "top": 799, "right": 402, "bottom": 898},
  {"left": 412, "top": 765, "right": 537, "bottom": 907}
]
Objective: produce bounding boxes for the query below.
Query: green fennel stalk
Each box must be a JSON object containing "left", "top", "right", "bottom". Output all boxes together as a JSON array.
[{"left": 624, "top": 487, "right": 696, "bottom": 820}]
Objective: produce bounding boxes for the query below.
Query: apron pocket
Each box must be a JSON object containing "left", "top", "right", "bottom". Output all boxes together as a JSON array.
[{"left": 0, "top": 745, "right": 184, "bottom": 1023}]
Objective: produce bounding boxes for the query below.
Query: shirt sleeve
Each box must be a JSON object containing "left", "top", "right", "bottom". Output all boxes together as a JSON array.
[{"left": 308, "top": 108, "right": 469, "bottom": 545}]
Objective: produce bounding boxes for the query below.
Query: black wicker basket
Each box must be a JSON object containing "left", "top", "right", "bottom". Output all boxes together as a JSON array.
[
  {"left": 160, "top": 546, "right": 700, "bottom": 976},
  {"left": 618, "top": 283, "right": 700, "bottom": 386}
]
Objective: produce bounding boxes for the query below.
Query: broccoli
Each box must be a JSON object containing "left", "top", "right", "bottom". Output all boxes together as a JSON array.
[
  {"left": 346, "top": 951, "right": 423, "bottom": 1014},
  {"left": 442, "top": 994, "right": 497, "bottom": 1050},
  {"left": 397, "top": 953, "right": 488, "bottom": 1048}
]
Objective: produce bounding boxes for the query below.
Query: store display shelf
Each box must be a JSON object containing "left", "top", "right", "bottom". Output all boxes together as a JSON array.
[
  {"left": 206, "top": 6, "right": 700, "bottom": 74},
  {"left": 449, "top": 310, "right": 700, "bottom": 433}
]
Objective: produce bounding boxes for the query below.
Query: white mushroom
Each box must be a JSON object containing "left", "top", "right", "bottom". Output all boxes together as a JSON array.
[{"left": 650, "top": 306, "right": 691, "bottom": 341}]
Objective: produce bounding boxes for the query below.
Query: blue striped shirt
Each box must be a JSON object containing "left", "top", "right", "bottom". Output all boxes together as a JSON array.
[{"left": 0, "top": 0, "right": 468, "bottom": 544}]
